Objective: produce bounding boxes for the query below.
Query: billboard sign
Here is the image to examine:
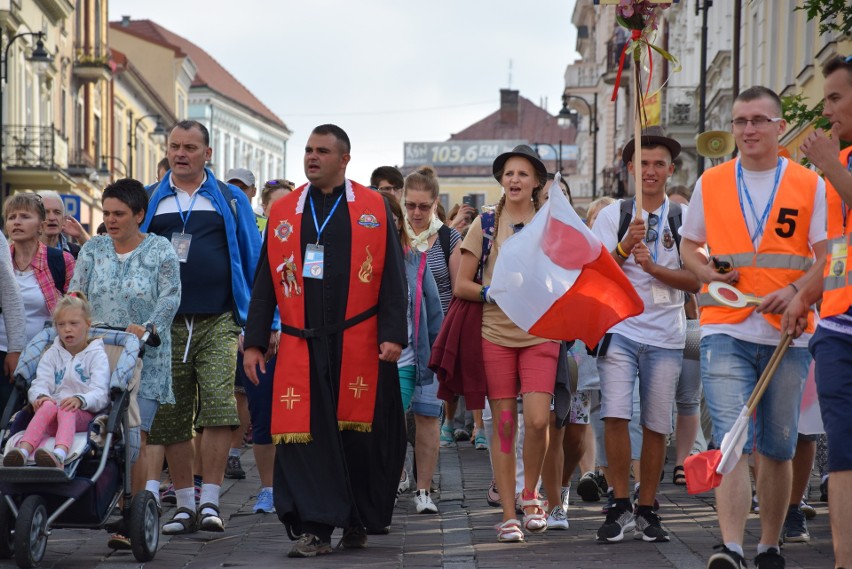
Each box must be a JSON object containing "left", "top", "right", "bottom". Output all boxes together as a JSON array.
[{"left": 404, "top": 140, "right": 527, "bottom": 167}]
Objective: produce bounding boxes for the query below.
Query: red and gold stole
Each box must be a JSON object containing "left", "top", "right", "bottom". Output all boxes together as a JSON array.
[{"left": 266, "top": 180, "right": 387, "bottom": 443}]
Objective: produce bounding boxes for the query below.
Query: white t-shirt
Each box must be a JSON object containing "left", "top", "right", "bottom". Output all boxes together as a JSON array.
[
  {"left": 592, "top": 197, "right": 687, "bottom": 349},
  {"left": 0, "top": 269, "right": 51, "bottom": 352},
  {"left": 680, "top": 158, "right": 827, "bottom": 347}
]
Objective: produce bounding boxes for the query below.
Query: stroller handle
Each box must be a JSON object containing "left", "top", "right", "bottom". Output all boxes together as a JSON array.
[{"left": 92, "top": 323, "right": 161, "bottom": 348}]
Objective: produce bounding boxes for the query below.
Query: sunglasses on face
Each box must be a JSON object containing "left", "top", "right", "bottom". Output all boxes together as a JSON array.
[{"left": 404, "top": 202, "right": 433, "bottom": 213}]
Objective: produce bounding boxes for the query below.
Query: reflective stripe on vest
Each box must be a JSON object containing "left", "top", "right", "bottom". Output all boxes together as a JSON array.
[
  {"left": 699, "top": 159, "right": 818, "bottom": 331},
  {"left": 712, "top": 252, "right": 813, "bottom": 272},
  {"left": 820, "top": 147, "right": 852, "bottom": 319}
]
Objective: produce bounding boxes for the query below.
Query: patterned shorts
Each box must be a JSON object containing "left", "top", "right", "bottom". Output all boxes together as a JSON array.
[
  {"left": 568, "top": 389, "right": 592, "bottom": 425},
  {"left": 148, "top": 313, "right": 241, "bottom": 446}
]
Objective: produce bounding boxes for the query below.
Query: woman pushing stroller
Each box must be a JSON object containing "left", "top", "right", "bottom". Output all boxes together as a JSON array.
[{"left": 3, "top": 292, "right": 109, "bottom": 468}]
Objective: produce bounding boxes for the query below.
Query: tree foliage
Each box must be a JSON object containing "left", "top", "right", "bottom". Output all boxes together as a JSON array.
[
  {"left": 781, "top": 94, "right": 829, "bottom": 132},
  {"left": 795, "top": 0, "right": 852, "bottom": 37}
]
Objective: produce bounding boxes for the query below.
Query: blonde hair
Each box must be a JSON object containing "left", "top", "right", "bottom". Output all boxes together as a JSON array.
[
  {"left": 52, "top": 291, "right": 93, "bottom": 324},
  {"left": 585, "top": 197, "right": 616, "bottom": 229}
]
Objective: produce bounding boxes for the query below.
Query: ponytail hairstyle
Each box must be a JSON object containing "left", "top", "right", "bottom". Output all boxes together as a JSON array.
[{"left": 52, "top": 291, "right": 93, "bottom": 324}]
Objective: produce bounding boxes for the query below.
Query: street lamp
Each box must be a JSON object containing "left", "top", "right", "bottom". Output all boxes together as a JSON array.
[
  {"left": 98, "top": 154, "right": 128, "bottom": 179},
  {"left": 532, "top": 141, "right": 565, "bottom": 174},
  {"left": 127, "top": 112, "right": 168, "bottom": 179},
  {"left": 0, "top": 31, "right": 53, "bottom": 196},
  {"left": 559, "top": 92, "right": 599, "bottom": 199}
]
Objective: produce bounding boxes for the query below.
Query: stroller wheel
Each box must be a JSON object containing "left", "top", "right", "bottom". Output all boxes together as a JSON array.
[
  {"left": 14, "top": 495, "right": 48, "bottom": 568},
  {"left": 0, "top": 497, "right": 14, "bottom": 558},
  {"left": 129, "top": 490, "right": 159, "bottom": 562}
]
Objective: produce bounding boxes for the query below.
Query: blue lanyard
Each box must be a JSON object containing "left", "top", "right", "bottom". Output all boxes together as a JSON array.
[
  {"left": 174, "top": 192, "right": 200, "bottom": 234},
  {"left": 736, "top": 158, "right": 782, "bottom": 245},
  {"left": 633, "top": 199, "right": 667, "bottom": 263},
  {"left": 309, "top": 191, "right": 344, "bottom": 244}
]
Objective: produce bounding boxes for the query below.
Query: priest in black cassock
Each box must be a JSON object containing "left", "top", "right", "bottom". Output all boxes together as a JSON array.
[{"left": 243, "top": 124, "right": 407, "bottom": 558}]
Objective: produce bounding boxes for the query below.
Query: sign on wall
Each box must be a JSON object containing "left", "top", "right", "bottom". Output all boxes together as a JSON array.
[
  {"left": 404, "top": 140, "right": 527, "bottom": 167},
  {"left": 60, "top": 194, "right": 81, "bottom": 221}
]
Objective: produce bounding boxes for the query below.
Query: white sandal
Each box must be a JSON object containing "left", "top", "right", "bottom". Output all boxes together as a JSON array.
[
  {"left": 495, "top": 518, "right": 524, "bottom": 542},
  {"left": 519, "top": 495, "right": 548, "bottom": 533}
]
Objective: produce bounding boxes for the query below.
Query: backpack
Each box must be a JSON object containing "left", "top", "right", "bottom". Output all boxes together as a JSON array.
[
  {"left": 437, "top": 224, "right": 451, "bottom": 265},
  {"left": 46, "top": 246, "right": 66, "bottom": 293},
  {"left": 475, "top": 211, "right": 496, "bottom": 284},
  {"left": 616, "top": 198, "right": 683, "bottom": 253}
]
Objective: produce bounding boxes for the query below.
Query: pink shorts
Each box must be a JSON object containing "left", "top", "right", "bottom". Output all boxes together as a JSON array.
[{"left": 482, "top": 338, "right": 559, "bottom": 400}]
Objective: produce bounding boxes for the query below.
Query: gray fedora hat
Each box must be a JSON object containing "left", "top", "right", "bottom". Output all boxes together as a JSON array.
[
  {"left": 622, "top": 125, "right": 681, "bottom": 164},
  {"left": 492, "top": 144, "right": 548, "bottom": 185}
]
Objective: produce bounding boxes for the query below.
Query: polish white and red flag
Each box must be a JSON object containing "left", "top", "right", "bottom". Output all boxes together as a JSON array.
[{"left": 489, "top": 174, "right": 643, "bottom": 346}]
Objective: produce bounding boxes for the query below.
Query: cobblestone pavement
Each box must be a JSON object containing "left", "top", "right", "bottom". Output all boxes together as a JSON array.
[{"left": 0, "top": 441, "right": 836, "bottom": 568}]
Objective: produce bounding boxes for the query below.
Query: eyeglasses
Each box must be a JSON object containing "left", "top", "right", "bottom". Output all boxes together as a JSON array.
[
  {"left": 731, "top": 116, "right": 783, "bottom": 129},
  {"left": 645, "top": 213, "right": 659, "bottom": 243},
  {"left": 404, "top": 201, "right": 434, "bottom": 213},
  {"left": 378, "top": 185, "right": 401, "bottom": 193}
]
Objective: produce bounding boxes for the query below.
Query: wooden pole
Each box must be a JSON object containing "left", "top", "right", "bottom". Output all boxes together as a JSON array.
[{"left": 633, "top": 53, "right": 643, "bottom": 218}]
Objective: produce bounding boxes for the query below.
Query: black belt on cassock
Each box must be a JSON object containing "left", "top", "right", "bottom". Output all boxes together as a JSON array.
[{"left": 280, "top": 305, "right": 379, "bottom": 339}]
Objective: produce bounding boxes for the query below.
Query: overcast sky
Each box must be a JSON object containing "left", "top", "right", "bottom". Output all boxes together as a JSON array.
[{"left": 108, "top": 0, "right": 580, "bottom": 185}]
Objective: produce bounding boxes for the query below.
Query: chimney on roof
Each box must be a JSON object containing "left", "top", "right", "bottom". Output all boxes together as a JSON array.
[
  {"left": 121, "top": 16, "right": 131, "bottom": 27},
  {"left": 500, "top": 89, "right": 519, "bottom": 126}
]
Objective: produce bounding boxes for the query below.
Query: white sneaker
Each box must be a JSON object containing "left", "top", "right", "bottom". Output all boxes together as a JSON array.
[
  {"left": 413, "top": 490, "right": 438, "bottom": 514},
  {"left": 397, "top": 471, "right": 410, "bottom": 497},
  {"left": 546, "top": 505, "right": 569, "bottom": 530}
]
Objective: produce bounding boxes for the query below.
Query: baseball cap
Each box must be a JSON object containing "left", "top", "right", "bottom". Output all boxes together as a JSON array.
[{"left": 225, "top": 168, "right": 256, "bottom": 187}]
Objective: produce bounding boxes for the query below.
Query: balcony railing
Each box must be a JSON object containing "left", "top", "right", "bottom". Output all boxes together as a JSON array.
[{"left": 2, "top": 126, "right": 68, "bottom": 170}]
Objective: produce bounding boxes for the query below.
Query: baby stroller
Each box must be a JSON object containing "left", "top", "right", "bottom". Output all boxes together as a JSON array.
[{"left": 0, "top": 326, "right": 160, "bottom": 568}]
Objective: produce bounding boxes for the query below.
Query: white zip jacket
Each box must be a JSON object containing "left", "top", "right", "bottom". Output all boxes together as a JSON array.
[{"left": 29, "top": 337, "right": 111, "bottom": 413}]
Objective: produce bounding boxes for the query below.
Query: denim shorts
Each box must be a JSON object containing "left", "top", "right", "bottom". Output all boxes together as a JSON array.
[
  {"left": 701, "top": 334, "right": 810, "bottom": 462},
  {"left": 410, "top": 375, "right": 442, "bottom": 418},
  {"left": 597, "top": 333, "right": 682, "bottom": 435},
  {"left": 809, "top": 326, "right": 852, "bottom": 471},
  {"left": 137, "top": 397, "right": 160, "bottom": 433}
]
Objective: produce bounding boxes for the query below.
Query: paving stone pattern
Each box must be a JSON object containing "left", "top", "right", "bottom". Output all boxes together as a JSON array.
[{"left": 0, "top": 442, "right": 836, "bottom": 568}]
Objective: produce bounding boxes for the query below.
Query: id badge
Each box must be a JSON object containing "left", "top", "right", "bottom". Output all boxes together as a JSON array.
[
  {"left": 171, "top": 233, "right": 192, "bottom": 263},
  {"left": 831, "top": 241, "right": 848, "bottom": 276},
  {"left": 303, "top": 244, "right": 325, "bottom": 280},
  {"left": 651, "top": 282, "right": 672, "bottom": 305}
]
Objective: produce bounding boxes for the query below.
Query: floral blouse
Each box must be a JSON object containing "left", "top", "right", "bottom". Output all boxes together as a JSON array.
[{"left": 69, "top": 234, "right": 181, "bottom": 404}]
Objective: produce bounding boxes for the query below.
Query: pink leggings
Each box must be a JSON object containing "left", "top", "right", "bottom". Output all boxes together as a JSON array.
[{"left": 19, "top": 400, "right": 94, "bottom": 451}]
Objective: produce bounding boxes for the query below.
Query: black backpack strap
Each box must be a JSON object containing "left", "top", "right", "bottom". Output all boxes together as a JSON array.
[
  {"left": 476, "top": 211, "right": 496, "bottom": 284},
  {"left": 46, "top": 246, "right": 66, "bottom": 293},
  {"left": 667, "top": 201, "right": 683, "bottom": 253},
  {"left": 616, "top": 198, "right": 633, "bottom": 244},
  {"left": 438, "top": 225, "right": 451, "bottom": 265}
]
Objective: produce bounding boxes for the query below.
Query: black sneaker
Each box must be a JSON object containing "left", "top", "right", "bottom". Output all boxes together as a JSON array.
[
  {"left": 782, "top": 505, "right": 809, "bottom": 543},
  {"left": 754, "top": 548, "right": 785, "bottom": 569},
  {"left": 707, "top": 544, "right": 748, "bottom": 569},
  {"left": 288, "top": 534, "right": 332, "bottom": 558},
  {"left": 596, "top": 504, "right": 635, "bottom": 542},
  {"left": 225, "top": 455, "right": 245, "bottom": 480},
  {"left": 601, "top": 489, "right": 615, "bottom": 514},
  {"left": 820, "top": 476, "right": 828, "bottom": 502},
  {"left": 577, "top": 472, "right": 602, "bottom": 502},
  {"left": 633, "top": 508, "right": 669, "bottom": 542}
]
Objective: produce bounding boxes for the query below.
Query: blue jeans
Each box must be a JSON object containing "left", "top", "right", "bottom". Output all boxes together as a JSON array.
[
  {"left": 597, "top": 333, "right": 683, "bottom": 435},
  {"left": 701, "top": 334, "right": 810, "bottom": 461},
  {"left": 810, "top": 326, "right": 852, "bottom": 472}
]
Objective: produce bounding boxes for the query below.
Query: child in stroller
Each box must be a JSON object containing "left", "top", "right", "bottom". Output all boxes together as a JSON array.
[
  {"left": 0, "top": 294, "right": 160, "bottom": 568},
  {"left": 3, "top": 293, "right": 110, "bottom": 469}
]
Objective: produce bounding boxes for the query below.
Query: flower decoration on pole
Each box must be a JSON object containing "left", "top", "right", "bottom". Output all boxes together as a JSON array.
[{"left": 595, "top": 0, "right": 679, "bottom": 215}]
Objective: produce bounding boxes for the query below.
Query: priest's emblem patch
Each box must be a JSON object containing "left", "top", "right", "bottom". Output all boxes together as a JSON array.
[
  {"left": 357, "top": 212, "right": 380, "bottom": 228},
  {"left": 276, "top": 253, "right": 302, "bottom": 298},
  {"left": 274, "top": 219, "right": 293, "bottom": 242},
  {"left": 358, "top": 246, "right": 374, "bottom": 283}
]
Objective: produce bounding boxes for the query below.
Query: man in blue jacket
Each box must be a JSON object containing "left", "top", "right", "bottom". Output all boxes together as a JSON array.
[{"left": 142, "top": 120, "right": 261, "bottom": 535}]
